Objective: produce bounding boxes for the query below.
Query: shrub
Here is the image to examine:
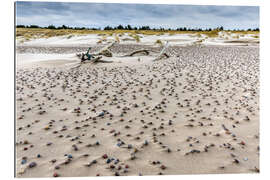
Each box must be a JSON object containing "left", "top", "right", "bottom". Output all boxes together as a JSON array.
[{"left": 155, "top": 39, "right": 162, "bottom": 45}]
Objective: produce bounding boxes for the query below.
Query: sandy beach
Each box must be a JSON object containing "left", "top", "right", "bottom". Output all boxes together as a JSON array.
[{"left": 15, "top": 33, "right": 259, "bottom": 177}]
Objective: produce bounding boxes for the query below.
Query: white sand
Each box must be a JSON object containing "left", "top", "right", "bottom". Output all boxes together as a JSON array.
[
  {"left": 17, "top": 32, "right": 259, "bottom": 48},
  {"left": 15, "top": 34, "right": 259, "bottom": 177}
]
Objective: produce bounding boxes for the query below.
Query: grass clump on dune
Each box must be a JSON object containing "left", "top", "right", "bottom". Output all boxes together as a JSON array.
[
  {"left": 201, "top": 30, "right": 219, "bottom": 38},
  {"left": 253, "top": 35, "right": 259, "bottom": 38},
  {"left": 155, "top": 39, "right": 162, "bottom": 45},
  {"left": 16, "top": 27, "right": 260, "bottom": 42},
  {"left": 67, "top": 35, "right": 73, "bottom": 39},
  {"left": 132, "top": 34, "right": 141, "bottom": 42}
]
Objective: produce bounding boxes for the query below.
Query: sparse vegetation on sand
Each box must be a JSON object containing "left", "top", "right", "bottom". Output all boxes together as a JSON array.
[
  {"left": 253, "top": 35, "right": 259, "bottom": 38},
  {"left": 16, "top": 26, "right": 260, "bottom": 41},
  {"left": 155, "top": 39, "right": 163, "bottom": 45},
  {"left": 200, "top": 30, "right": 220, "bottom": 38},
  {"left": 67, "top": 35, "right": 73, "bottom": 39},
  {"left": 132, "top": 34, "right": 141, "bottom": 42}
]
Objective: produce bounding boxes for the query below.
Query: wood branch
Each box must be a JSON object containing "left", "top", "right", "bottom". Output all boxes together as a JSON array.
[
  {"left": 98, "top": 49, "right": 113, "bottom": 57},
  {"left": 154, "top": 41, "right": 170, "bottom": 61},
  {"left": 93, "top": 60, "right": 113, "bottom": 63},
  {"left": 129, "top": 49, "right": 150, "bottom": 56},
  {"left": 124, "top": 49, "right": 150, "bottom": 57},
  {"left": 71, "top": 55, "right": 113, "bottom": 69},
  {"left": 154, "top": 53, "right": 170, "bottom": 61},
  {"left": 91, "top": 56, "right": 103, "bottom": 63},
  {"left": 163, "top": 53, "right": 170, "bottom": 58},
  {"left": 122, "top": 49, "right": 160, "bottom": 57},
  {"left": 91, "top": 56, "right": 113, "bottom": 63},
  {"left": 76, "top": 53, "right": 82, "bottom": 59},
  {"left": 83, "top": 56, "right": 113, "bottom": 64},
  {"left": 94, "top": 41, "right": 116, "bottom": 57}
]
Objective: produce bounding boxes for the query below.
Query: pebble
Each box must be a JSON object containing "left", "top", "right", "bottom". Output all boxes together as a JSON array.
[
  {"left": 144, "top": 140, "right": 149, "bottom": 146},
  {"left": 233, "top": 159, "right": 240, "bottom": 164},
  {"left": 98, "top": 111, "right": 105, "bottom": 117},
  {"left": 21, "top": 159, "right": 27, "bottom": 165},
  {"left": 160, "top": 165, "right": 166, "bottom": 170},
  {"left": 28, "top": 162, "right": 37, "bottom": 168},
  {"left": 102, "top": 154, "right": 108, "bottom": 159},
  {"left": 53, "top": 172, "right": 59, "bottom": 177}
]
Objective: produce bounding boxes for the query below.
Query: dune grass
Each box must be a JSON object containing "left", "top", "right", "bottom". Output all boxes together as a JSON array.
[
  {"left": 16, "top": 28, "right": 260, "bottom": 41},
  {"left": 253, "top": 35, "right": 259, "bottom": 38},
  {"left": 155, "top": 39, "right": 162, "bottom": 45},
  {"left": 200, "top": 30, "right": 220, "bottom": 38},
  {"left": 132, "top": 34, "right": 141, "bottom": 42}
]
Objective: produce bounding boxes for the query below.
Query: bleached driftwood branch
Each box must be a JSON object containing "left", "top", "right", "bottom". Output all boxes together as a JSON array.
[
  {"left": 93, "top": 41, "right": 117, "bottom": 57},
  {"left": 153, "top": 41, "right": 170, "bottom": 61}
]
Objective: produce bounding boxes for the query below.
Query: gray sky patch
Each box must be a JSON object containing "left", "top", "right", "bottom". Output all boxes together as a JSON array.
[{"left": 16, "top": 1, "right": 259, "bottom": 30}]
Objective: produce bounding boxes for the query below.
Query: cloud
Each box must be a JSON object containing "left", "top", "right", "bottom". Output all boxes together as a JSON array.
[{"left": 15, "top": 1, "right": 259, "bottom": 30}]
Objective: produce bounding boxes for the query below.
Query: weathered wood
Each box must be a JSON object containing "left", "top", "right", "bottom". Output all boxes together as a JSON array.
[
  {"left": 154, "top": 41, "right": 170, "bottom": 61},
  {"left": 84, "top": 56, "right": 113, "bottom": 64},
  {"left": 93, "top": 60, "right": 113, "bottom": 63},
  {"left": 94, "top": 41, "right": 116, "bottom": 57},
  {"left": 125, "top": 49, "right": 150, "bottom": 56}
]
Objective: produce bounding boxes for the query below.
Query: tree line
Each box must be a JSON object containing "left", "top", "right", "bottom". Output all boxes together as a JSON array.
[{"left": 16, "top": 24, "right": 260, "bottom": 31}]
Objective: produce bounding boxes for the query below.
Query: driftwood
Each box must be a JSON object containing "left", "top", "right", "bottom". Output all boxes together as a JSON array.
[
  {"left": 71, "top": 55, "right": 113, "bottom": 69},
  {"left": 93, "top": 60, "right": 113, "bottom": 63},
  {"left": 93, "top": 41, "right": 116, "bottom": 57},
  {"left": 97, "top": 49, "right": 112, "bottom": 57},
  {"left": 122, "top": 49, "right": 161, "bottom": 57},
  {"left": 76, "top": 41, "right": 116, "bottom": 60},
  {"left": 123, "top": 49, "right": 150, "bottom": 57},
  {"left": 88, "top": 56, "right": 103, "bottom": 63},
  {"left": 154, "top": 41, "right": 170, "bottom": 61},
  {"left": 72, "top": 40, "right": 170, "bottom": 70},
  {"left": 81, "top": 56, "right": 113, "bottom": 64},
  {"left": 73, "top": 41, "right": 117, "bottom": 68},
  {"left": 91, "top": 56, "right": 113, "bottom": 63}
]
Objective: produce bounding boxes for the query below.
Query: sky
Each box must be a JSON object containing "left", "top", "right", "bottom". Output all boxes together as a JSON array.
[{"left": 15, "top": 1, "right": 259, "bottom": 30}]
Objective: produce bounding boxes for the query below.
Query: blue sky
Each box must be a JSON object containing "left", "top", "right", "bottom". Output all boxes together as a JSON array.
[{"left": 16, "top": 1, "right": 259, "bottom": 30}]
